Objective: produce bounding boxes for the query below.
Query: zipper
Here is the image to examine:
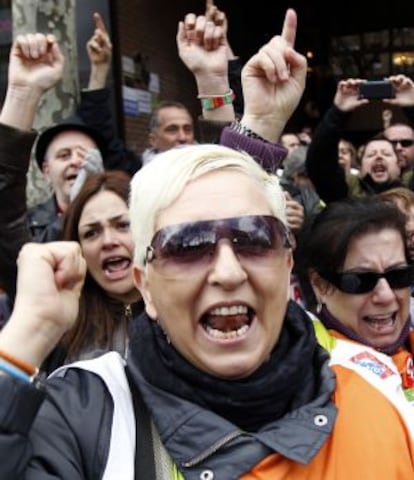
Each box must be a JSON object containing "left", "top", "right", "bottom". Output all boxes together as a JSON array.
[
  {"left": 123, "top": 304, "right": 132, "bottom": 358},
  {"left": 124, "top": 303, "right": 132, "bottom": 321},
  {"left": 181, "top": 430, "right": 243, "bottom": 468}
]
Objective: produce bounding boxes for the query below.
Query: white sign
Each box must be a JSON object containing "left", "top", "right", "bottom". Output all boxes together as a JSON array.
[
  {"left": 148, "top": 72, "right": 160, "bottom": 93},
  {"left": 122, "top": 86, "right": 152, "bottom": 116},
  {"left": 122, "top": 55, "right": 135, "bottom": 76}
]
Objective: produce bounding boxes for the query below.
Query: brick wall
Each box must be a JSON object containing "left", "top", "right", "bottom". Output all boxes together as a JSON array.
[{"left": 113, "top": 0, "right": 205, "bottom": 156}]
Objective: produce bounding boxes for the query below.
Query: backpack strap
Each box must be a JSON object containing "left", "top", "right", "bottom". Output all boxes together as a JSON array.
[{"left": 125, "top": 366, "right": 157, "bottom": 480}]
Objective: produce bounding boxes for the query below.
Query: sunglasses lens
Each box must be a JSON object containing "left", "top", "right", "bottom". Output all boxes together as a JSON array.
[
  {"left": 148, "top": 215, "right": 288, "bottom": 275},
  {"left": 155, "top": 223, "right": 216, "bottom": 266},
  {"left": 391, "top": 139, "right": 414, "bottom": 147},
  {"left": 230, "top": 216, "right": 281, "bottom": 256},
  {"left": 336, "top": 272, "right": 376, "bottom": 294},
  {"left": 385, "top": 266, "right": 414, "bottom": 289},
  {"left": 321, "top": 266, "right": 414, "bottom": 294}
]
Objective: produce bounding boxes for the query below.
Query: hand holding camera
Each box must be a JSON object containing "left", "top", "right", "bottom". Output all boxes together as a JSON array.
[
  {"left": 333, "top": 76, "right": 414, "bottom": 113},
  {"left": 358, "top": 80, "right": 395, "bottom": 100}
]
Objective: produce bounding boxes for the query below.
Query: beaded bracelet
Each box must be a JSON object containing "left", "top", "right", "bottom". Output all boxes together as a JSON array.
[
  {"left": 0, "top": 349, "right": 37, "bottom": 375},
  {"left": 198, "top": 89, "right": 234, "bottom": 111},
  {"left": 0, "top": 358, "right": 31, "bottom": 383}
]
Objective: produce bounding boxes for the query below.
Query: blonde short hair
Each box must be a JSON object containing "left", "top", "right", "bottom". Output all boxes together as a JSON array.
[{"left": 129, "top": 144, "right": 287, "bottom": 268}]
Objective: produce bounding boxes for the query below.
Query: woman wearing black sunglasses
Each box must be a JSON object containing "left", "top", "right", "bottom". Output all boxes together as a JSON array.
[
  {"left": 1, "top": 8, "right": 414, "bottom": 480},
  {"left": 297, "top": 196, "right": 414, "bottom": 405}
]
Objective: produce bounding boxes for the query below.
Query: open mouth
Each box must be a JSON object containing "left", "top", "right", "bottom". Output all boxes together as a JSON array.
[
  {"left": 102, "top": 256, "right": 132, "bottom": 280},
  {"left": 371, "top": 164, "right": 386, "bottom": 176},
  {"left": 201, "top": 304, "right": 254, "bottom": 340},
  {"left": 65, "top": 173, "right": 78, "bottom": 182},
  {"left": 363, "top": 312, "right": 396, "bottom": 333}
]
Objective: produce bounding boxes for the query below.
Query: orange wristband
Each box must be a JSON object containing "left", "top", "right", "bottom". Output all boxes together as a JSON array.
[{"left": 0, "top": 349, "right": 37, "bottom": 375}]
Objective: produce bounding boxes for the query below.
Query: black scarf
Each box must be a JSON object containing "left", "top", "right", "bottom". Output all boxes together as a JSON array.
[
  {"left": 128, "top": 300, "right": 333, "bottom": 432},
  {"left": 360, "top": 174, "right": 403, "bottom": 195},
  {"left": 319, "top": 305, "right": 411, "bottom": 355}
]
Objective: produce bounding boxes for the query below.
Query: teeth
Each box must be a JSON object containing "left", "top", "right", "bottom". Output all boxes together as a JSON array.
[
  {"left": 209, "top": 305, "right": 248, "bottom": 316},
  {"left": 367, "top": 313, "right": 393, "bottom": 320},
  {"left": 205, "top": 324, "right": 250, "bottom": 339},
  {"left": 365, "top": 315, "right": 395, "bottom": 327}
]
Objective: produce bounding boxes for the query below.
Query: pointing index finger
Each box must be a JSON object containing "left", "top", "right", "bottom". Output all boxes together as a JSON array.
[
  {"left": 281, "top": 8, "right": 297, "bottom": 48},
  {"left": 93, "top": 12, "right": 107, "bottom": 33}
]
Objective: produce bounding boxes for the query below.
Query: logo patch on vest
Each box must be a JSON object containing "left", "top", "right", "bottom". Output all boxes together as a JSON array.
[{"left": 350, "top": 351, "right": 394, "bottom": 379}]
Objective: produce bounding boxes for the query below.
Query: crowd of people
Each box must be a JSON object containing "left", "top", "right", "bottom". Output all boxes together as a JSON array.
[{"left": 0, "top": 2, "right": 414, "bottom": 479}]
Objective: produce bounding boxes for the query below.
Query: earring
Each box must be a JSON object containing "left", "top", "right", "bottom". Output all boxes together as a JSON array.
[{"left": 316, "top": 301, "right": 323, "bottom": 314}]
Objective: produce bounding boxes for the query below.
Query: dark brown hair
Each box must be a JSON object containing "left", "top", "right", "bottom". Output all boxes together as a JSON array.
[
  {"left": 60, "top": 171, "right": 132, "bottom": 359},
  {"left": 297, "top": 197, "right": 409, "bottom": 276}
]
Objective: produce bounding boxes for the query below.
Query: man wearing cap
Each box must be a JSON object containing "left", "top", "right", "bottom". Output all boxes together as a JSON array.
[{"left": 30, "top": 119, "right": 106, "bottom": 241}]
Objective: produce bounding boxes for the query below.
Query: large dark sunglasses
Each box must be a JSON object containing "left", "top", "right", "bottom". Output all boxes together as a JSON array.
[
  {"left": 319, "top": 265, "right": 414, "bottom": 294},
  {"left": 389, "top": 139, "right": 414, "bottom": 148},
  {"left": 145, "top": 215, "right": 291, "bottom": 275}
]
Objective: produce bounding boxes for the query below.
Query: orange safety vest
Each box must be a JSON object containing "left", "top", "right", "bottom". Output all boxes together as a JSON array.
[{"left": 242, "top": 363, "right": 414, "bottom": 479}]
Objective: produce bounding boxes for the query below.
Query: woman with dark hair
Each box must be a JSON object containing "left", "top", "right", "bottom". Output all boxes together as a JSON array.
[
  {"left": 44, "top": 171, "right": 143, "bottom": 371},
  {"left": 296, "top": 197, "right": 414, "bottom": 404}
]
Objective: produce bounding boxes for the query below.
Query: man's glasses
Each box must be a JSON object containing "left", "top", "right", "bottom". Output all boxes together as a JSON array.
[
  {"left": 319, "top": 265, "right": 414, "bottom": 294},
  {"left": 145, "top": 215, "right": 291, "bottom": 276},
  {"left": 389, "top": 139, "right": 414, "bottom": 148}
]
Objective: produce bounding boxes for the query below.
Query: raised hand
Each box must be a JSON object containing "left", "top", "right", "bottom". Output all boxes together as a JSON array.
[
  {"left": 8, "top": 33, "right": 64, "bottom": 95},
  {"left": 333, "top": 78, "right": 369, "bottom": 112},
  {"left": 87, "top": 12, "right": 112, "bottom": 67},
  {"left": 0, "top": 33, "right": 64, "bottom": 129},
  {"left": 241, "top": 9, "right": 307, "bottom": 142},
  {"left": 177, "top": 13, "right": 228, "bottom": 86},
  {"left": 0, "top": 242, "right": 86, "bottom": 367},
  {"left": 177, "top": 10, "right": 234, "bottom": 120},
  {"left": 87, "top": 12, "right": 112, "bottom": 89},
  {"left": 386, "top": 74, "right": 414, "bottom": 108}
]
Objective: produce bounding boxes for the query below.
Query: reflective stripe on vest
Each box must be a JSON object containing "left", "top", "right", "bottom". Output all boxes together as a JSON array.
[{"left": 52, "top": 352, "right": 135, "bottom": 480}]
